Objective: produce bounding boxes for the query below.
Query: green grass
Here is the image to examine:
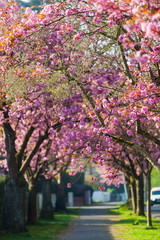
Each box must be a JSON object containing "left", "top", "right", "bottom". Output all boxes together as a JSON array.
[
  {"left": 108, "top": 203, "right": 160, "bottom": 240},
  {"left": 0, "top": 208, "right": 79, "bottom": 240}
]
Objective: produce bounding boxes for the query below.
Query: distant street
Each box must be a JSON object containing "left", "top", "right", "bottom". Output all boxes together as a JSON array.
[{"left": 151, "top": 204, "right": 160, "bottom": 220}]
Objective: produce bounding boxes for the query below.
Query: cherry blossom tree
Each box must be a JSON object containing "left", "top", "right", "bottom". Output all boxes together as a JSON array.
[{"left": 0, "top": 0, "right": 159, "bottom": 230}]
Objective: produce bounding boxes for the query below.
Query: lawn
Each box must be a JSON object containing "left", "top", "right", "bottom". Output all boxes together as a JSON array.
[
  {"left": 109, "top": 204, "right": 160, "bottom": 240},
  {"left": 0, "top": 208, "right": 79, "bottom": 240}
]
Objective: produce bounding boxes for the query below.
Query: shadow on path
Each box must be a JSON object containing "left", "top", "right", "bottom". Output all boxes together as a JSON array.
[{"left": 59, "top": 203, "right": 122, "bottom": 240}]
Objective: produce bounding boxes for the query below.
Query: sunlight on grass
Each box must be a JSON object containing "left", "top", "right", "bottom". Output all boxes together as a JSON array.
[{"left": 109, "top": 204, "right": 160, "bottom": 240}]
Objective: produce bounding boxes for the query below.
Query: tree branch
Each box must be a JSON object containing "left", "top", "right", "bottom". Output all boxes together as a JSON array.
[
  {"left": 19, "top": 128, "right": 49, "bottom": 175},
  {"left": 136, "top": 119, "right": 160, "bottom": 146},
  {"left": 65, "top": 71, "right": 105, "bottom": 127},
  {"left": 17, "top": 126, "right": 35, "bottom": 170},
  {"left": 3, "top": 109, "right": 18, "bottom": 178},
  {"left": 64, "top": 73, "right": 160, "bottom": 171},
  {"left": 106, "top": 133, "right": 160, "bottom": 172},
  {"left": 117, "top": 41, "right": 134, "bottom": 83}
]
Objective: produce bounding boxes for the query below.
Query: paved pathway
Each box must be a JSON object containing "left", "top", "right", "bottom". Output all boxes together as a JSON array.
[{"left": 59, "top": 203, "right": 122, "bottom": 240}]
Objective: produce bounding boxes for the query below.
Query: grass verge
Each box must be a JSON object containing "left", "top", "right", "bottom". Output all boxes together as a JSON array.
[
  {"left": 0, "top": 208, "right": 79, "bottom": 240},
  {"left": 108, "top": 203, "right": 160, "bottom": 240}
]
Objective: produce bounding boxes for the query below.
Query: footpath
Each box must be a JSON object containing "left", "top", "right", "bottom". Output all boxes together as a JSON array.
[{"left": 59, "top": 203, "right": 122, "bottom": 240}]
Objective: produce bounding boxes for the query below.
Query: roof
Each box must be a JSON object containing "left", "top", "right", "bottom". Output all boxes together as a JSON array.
[{"left": 151, "top": 187, "right": 160, "bottom": 191}]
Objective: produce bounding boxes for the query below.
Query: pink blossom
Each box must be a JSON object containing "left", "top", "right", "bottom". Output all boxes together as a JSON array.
[
  {"left": 141, "top": 22, "right": 160, "bottom": 39},
  {"left": 86, "top": 146, "right": 92, "bottom": 154},
  {"left": 99, "top": 28, "right": 103, "bottom": 32},
  {"left": 49, "top": 127, "right": 55, "bottom": 134},
  {"left": 68, "top": 148, "right": 72, "bottom": 154},
  {"left": 99, "top": 186, "right": 105, "bottom": 191},
  {"left": 50, "top": 53, "right": 56, "bottom": 59},
  {"left": 141, "top": 107, "right": 148, "bottom": 114},
  {"left": 127, "top": 130, "right": 133, "bottom": 136},
  {"left": 78, "top": 165, "right": 84, "bottom": 172},
  {"left": 65, "top": 9, "right": 73, "bottom": 16},
  {"left": 67, "top": 183, "right": 72, "bottom": 188},
  {"left": 64, "top": 155, "right": 69, "bottom": 161},
  {"left": 73, "top": 33, "right": 81, "bottom": 41},
  {"left": 66, "top": 25, "right": 73, "bottom": 33},
  {"left": 118, "top": 35, "right": 124, "bottom": 42},
  {"left": 97, "top": 159, "right": 104, "bottom": 166},
  {"left": 113, "top": 117, "right": 119, "bottom": 125},
  {"left": 60, "top": 24, "right": 66, "bottom": 30},
  {"left": 76, "top": 140, "right": 83, "bottom": 147},
  {"left": 105, "top": 129, "right": 113, "bottom": 134},
  {"left": 102, "top": 99, "right": 109, "bottom": 109},
  {"left": 54, "top": 45, "right": 62, "bottom": 51},
  {"left": 71, "top": 158, "right": 77, "bottom": 165},
  {"left": 69, "top": 169, "right": 77, "bottom": 176},
  {"left": 92, "top": 176, "right": 98, "bottom": 181},
  {"left": 106, "top": 167, "right": 111, "bottom": 171},
  {"left": 135, "top": 51, "right": 150, "bottom": 64},
  {"left": 129, "top": 111, "right": 137, "bottom": 120},
  {"left": 96, "top": 144, "right": 102, "bottom": 150},
  {"left": 108, "top": 174, "right": 117, "bottom": 180},
  {"left": 59, "top": 117, "right": 65, "bottom": 123}
]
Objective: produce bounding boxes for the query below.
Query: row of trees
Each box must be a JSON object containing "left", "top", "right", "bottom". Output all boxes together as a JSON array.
[{"left": 0, "top": 0, "right": 159, "bottom": 232}]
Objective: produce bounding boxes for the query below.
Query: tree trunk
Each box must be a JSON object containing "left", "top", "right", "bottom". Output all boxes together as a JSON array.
[
  {"left": 2, "top": 113, "right": 27, "bottom": 232},
  {"left": 56, "top": 171, "right": 66, "bottom": 210},
  {"left": 127, "top": 183, "right": 131, "bottom": 200},
  {"left": 130, "top": 179, "right": 137, "bottom": 213},
  {"left": 27, "top": 181, "right": 37, "bottom": 224},
  {"left": 3, "top": 177, "right": 27, "bottom": 232},
  {"left": 136, "top": 173, "right": 145, "bottom": 216},
  {"left": 40, "top": 179, "right": 54, "bottom": 219},
  {"left": 0, "top": 181, "right": 5, "bottom": 228},
  {"left": 144, "top": 175, "right": 147, "bottom": 203},
  {"left": 146, "top": 170, "right": 152, "bottom": 227}
]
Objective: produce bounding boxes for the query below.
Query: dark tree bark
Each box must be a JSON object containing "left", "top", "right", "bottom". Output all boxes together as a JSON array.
[
  {"left": 3, "top": 177, "right": 27, "bottom": 232},
  {"left": 26, "top": 144, "right": 51, "bottom": 224},
  {"left": 27, "top": 181, "right": 37, "bottom": 224},
  {"left": 130, "top": 179, "right": 137, "bottom": 214},
  {"left": 2, "top": 114, "right": 27, "bottom": 232},
  {"left": 127, "top": 183, "right": 131, "bottom": 200},
  {"left": 40, "top": 179, "right": 54, "bottom": 219},
  {"left": 146, "top": 169, "right": 152, "bottom": 227},
  {"left": 2, "top": 108, "right": 49, "bottom": 232},
  {"left": 56, "top": 170, "right": 66, "bottom": 211},
  {"left": 136, "top": 173, "right": 145, "bottom": 216}
]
